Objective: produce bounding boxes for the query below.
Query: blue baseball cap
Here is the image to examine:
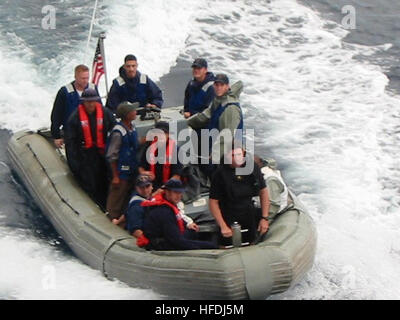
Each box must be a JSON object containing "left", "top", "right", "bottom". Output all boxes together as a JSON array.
[
  {"left": 214, "top": 73, "right": 229, "bottom": 85},
  {"left": 80, "top": 88, "right": 100, "bottom": 101},
  {"left": 135, "top": 174, "right": 152, "bottom": 187},
  {"left": 191, "top": 58, "right": 208, "bottom": 69},
  {"left": 162, "top": 178, "right": 185, "bottom": 193}
]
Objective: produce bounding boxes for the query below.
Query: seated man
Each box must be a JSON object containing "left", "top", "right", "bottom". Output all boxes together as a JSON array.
[
  {"left": 65, "top": 88, "right": 116, "bottom": 209},
  {"left": 140, "top": 179, "right": 217, "bottom": 250},
  {"left": 123, "top": 175, "right": 199, "bottom": 239},
  {"left": 106, "top": 54, "right": 163, "bottom": 111},
  {"left": 209, "top": 147, "right": 270, "bottom": 246},
  {"left": 105, "top": 101, "right": 140, "bottom": 222},
  {"left": 138, "top": 121, "right": 182, "bottom": 194}
]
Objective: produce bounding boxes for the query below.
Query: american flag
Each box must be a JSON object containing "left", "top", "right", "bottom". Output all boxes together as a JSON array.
[{"left": 91, "top": 38, "right": 104, "bottom": 85}]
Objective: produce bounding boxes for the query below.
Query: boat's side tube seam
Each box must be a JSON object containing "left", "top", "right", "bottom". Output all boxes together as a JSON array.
[
  {"left": 26, "top": 143, "right": 81, "bottom": 216},
  {"left": 102, "top": 237, "right": 133, "bottom": 277}
]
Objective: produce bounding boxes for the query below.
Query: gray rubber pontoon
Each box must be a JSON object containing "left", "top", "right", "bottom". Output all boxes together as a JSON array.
[{"left": 7, "top": 106, "right": 317, "bottom": 300}]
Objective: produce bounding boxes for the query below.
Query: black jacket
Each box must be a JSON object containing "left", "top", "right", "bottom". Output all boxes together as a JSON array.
[
  {"left": 210, "top": 160, "right": 266, "bottom": 214},
  {"left": 65, "top": 106, "right": 116, "bottom": 176}
]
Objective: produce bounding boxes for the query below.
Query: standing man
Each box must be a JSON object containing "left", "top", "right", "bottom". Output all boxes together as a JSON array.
[
  {"left": 183, "top": 58, "right": 215, "bottom": 119},
  {"left": 65, "top": 88, "right": 116, "bottom": 209},
  {"left": 51, "top": 64, "right": 100, "bottom": 148},
  {"left": 209, "top": 147, "right": 270, "bottom": 246},
  {"left": 106, "top": 54, "right": 163, "bottom": 112},
  {"left": 106, "top": 101, "right": 140, "bottom": 222},
  {"left": 187, "top": 74, "right": 244, "bottom": 173}
]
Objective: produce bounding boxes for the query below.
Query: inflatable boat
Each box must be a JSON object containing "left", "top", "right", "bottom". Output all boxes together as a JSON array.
[{"left": 7, "top": 106, "right": 317, "bottom": 299}]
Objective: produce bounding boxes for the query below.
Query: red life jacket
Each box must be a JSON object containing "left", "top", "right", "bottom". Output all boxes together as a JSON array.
[
  {"left": 78, "top": 103, "right": 105, "bottom": 153},
  {"left": 149, "top": 138, "right": 176, "bottom": 184},
  {"left": 141, "top": 192, "right": 185, "bottom": 234}
]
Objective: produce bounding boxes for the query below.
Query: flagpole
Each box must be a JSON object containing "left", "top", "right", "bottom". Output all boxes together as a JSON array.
[
  {"left": 99, "top": 32, "right": 109, "bottom": 98},
  {"left": 84, "top": 0, "right": 99, "bottom": 63}
]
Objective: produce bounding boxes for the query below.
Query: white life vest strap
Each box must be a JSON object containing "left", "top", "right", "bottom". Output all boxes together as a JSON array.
[
  {"left": 202, "top": 80, "right": 214, "bottom": 92},
  {"left": 129, "top": 194, "right": 146, "bottom": 205},
  {"left": 176, "top": 201, "right": 193, "bottom": 225},
  {"left": 65, "top": 83, "right": 75, "bottom": 94},
  {"left": 140, "top": 73, "right": 147, "bottom": 84},
  {"left": 116, "top": 76, "right": 125, "bottom": 86},
  {"left": 112, "top": 124, "right": 127, "bottom": 137}
]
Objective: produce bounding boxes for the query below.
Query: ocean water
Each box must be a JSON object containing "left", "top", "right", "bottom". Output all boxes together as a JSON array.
[{"left": 0, "top": 0, "right": 399, "bottom": 299}]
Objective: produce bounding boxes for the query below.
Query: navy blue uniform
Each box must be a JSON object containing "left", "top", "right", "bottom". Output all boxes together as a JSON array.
[
  {"left": 106, "top": 122, "right": 139, "bottom": 180},
  {"left": 126, "top": 193, "right": 146, "bottom": 234},
  {"left": 143, "top": 204, "right": 217, "bottom": 250},
  {"left": 106, "top": 67, "right": 163, "bottom": 111},
  {"left": 184, "top": 72, "right": 215, "bottom": 115},
  {"left": 51, "top": 82, "right": 100, "bottom": 139}
]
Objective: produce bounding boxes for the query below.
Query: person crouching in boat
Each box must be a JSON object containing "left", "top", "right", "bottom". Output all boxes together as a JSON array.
[
  {"left": 65, "top": 88, "right": 116, "bottom": 209},
  {"left": 121, "top": 174, "right": 154, "bottom": 239},
  {"left": 105, "top": 101, "right": 140, "bottom": 224},
  {"left": 138, "top": 179, "right": 217, "bottom": 250},
  {"left": 116, "top": 175, "right": 200, "bottom": 243},
  {"left": 209, "top": 147, "right": 270, "bottom": 246},
  {"left": 138, "top": 121, "right": 183, "bottom": 195}
]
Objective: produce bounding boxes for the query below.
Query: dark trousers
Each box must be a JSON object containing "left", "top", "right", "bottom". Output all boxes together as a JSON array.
[
  {"left": 77, "top": 150, "right": 108, "bottom": 210},
  {"left": 148, "top": 230, "right": 218, "bottom": 251},
  {"left": 219, "top": 205, "right": 261, "bottom": 246}
]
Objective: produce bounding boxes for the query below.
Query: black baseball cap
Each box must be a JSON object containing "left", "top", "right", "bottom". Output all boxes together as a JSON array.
[
  {"left": 191, "top": 58, "right": 208, "bottom": 69},
  {"left": 214, "top": 73, "right": 229, "bottom": 85}
]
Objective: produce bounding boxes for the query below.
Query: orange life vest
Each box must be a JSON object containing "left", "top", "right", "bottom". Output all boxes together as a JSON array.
[
  {"left": 141, "top": 192, "right": 185, "bottom": 233},
  {"left": 78, "top": 103, "right": 105, "bottom": 153},
  {"left": 149, "top": 138, "right": 176, "bottom": 184},
  {"left": 137, "top": 192, "right": 185, "bottom": 248}
]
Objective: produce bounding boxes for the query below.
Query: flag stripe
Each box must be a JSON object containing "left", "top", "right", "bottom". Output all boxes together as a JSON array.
[{"left": 91, "top": 38, "right": 104, "bottom": 85}]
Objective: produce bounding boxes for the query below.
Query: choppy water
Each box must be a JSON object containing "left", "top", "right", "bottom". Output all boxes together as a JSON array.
[{"left": 0, "top": 0, "right": 399, "bottom": 299}]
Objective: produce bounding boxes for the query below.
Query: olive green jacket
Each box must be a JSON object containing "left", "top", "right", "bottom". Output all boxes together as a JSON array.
[{"left": 187, "top": 81, "right": 243, "bottom": 160}]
